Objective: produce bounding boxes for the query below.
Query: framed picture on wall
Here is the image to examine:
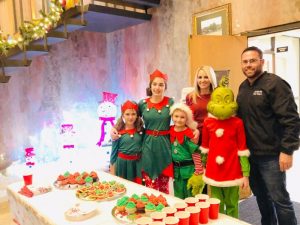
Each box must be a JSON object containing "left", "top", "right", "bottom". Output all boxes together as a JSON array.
[
  {"left": 192, "top": 4, "right": 232, "bottom": 35},
  {"left": 215, "top": 70, "right": 230, "bottom": 86}
]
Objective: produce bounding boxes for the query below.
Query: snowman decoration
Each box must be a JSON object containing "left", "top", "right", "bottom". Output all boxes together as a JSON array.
[
  {"left": 96, "top": 92, "right": 118, "bottom": 146},
  {"left": 25, "top": 147, "right": 36, "bottom": 169}
]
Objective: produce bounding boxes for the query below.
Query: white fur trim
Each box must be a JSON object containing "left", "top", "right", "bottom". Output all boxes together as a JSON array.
[
  {"left": 216, "top": 156, "right": 224, "bottom": 164},
  {"left": 215, "top": 129, "right": 224, "bottom": 137},
  {"left": 203, "top": 174, "right": 244, "bottom": 187},
  {"left": 200, "top": 146, "right": 209, "bottom": 154},
  {"left": 207, "top": 113, "right": 216, "bottom": 118},
  {"left": 170, "top": 102, "right": 198, "bottom": 130},
  {"left": 238, "top": 149, "right": 250, "bottom": 157}
]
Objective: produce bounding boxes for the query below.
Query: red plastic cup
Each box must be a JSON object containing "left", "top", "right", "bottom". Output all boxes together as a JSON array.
[
  {"left": 162, "top": 207, "right": 177, "bottom": 217},
  {"left": 135, "top": 216, "right": 153, "bottom": 225},
  {"left": 174, "top": 202, "right": 188, "bottom": 212},
  {"left": 150, "top": 211, "right": 167, "bottom": 222},
  {"left": 185, "top": 206, "right": 200, "bottom": 225},
  {"left": 164, "top": 216, "right": 179, "bottom": 225},
  {"left": 208, "top": 198, "right": 221, "bottom": 220},
  {"left": 149, "top": 222, "right": 165, "bottom": 225},
  {"left": 174, "top": 211, "right": 190, "bottom": 225},
  {"left": 23, "top": 174, "right": 33, "bottom": 186},
  {"left": 184, "top": 197, "right": 198, "bottom": 207},
  {"left": 195, "top": 194, "right": 209, "bottom": 202},
  {"left": 196, "top": 202, "right": 210, "bottom": 224}
]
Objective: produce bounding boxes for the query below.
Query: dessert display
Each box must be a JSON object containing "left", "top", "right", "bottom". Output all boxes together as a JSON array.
[
  {"left": 112, "top": 193, "right": 168, "bottom": 223},
  {"left": 54, "top": 171, "right": 98, "bottom": 189},
  {"left": 76, "top": 180, "right": 126, "bottom": 201},
  {"left": 64, "top": 202, "right": 97, "bottom": 221}
]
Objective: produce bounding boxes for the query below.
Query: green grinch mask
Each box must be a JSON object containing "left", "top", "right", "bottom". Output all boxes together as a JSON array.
[{"left": 207, "top": 79, "right": 238, "bottom": 120}]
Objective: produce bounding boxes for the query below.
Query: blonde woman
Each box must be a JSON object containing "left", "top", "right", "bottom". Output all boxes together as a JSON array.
[{"left": 186, "top": 66, "right": 217, "bottom": 145}]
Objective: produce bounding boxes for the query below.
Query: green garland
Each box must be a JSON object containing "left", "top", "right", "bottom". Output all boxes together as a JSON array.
[{"left": 0, "top": 0, "right": 63, "bottom": 56}]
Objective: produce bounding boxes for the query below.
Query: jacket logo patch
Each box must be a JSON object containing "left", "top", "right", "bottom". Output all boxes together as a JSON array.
[{"left": 253, "top": 90, "right": 263, "bottom": 96}]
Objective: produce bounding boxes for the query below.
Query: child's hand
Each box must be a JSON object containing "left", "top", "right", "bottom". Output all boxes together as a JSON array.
[
  {"left": 109, "top": 164, "right": 116, "bottom": 175},
  {"left": 240, "top": 176, "right": 249, "bottom": 189},
  {"left": 110, "top": 127, "right": 120, "bottom": 141}
]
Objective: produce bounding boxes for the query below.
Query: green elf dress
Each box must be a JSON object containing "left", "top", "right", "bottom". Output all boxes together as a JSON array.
[
  {"left": 138, "top": 96, "right": 174, "bottom": 193},
  {"left": 170, "top": 125, "right": 199, "bottom": 199},
  {"left": 110, "top": 128, "right": 143, "bottom": 182}
]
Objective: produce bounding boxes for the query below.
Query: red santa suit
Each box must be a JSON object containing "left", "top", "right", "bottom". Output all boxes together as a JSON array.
[{"left": 200, "top": 116, "right": 250, "bottom": 187}]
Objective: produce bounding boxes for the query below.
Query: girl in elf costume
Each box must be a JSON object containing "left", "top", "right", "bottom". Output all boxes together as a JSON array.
[
  {"left": 200, "top": 77, "right": 250, "bottom": 218},
  {"left": 110, "top": 100, "right": 144, "bottom": 183},
  {"left": 169, "top": 102, "right": 205, "bottom": 199},
  {"left": 137, "top": 69, "right": 174, "bottom": 194}
]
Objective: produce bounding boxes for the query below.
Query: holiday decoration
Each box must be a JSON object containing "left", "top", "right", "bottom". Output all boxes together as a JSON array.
[
  {"left": 96, "top": 92, "right": 118, "bottom": 146},
  {"left": 0, "top": 0, "right": 63, "bottom": 56},
  {"left": 25, "top": 147, "right": 36, "bottom": 169},
  {"left": 19, "top": 0, "right": 63, "bottom": 47},
  {"left": 59, "top": 123, "right": 77, "bottom": 166},
  {"left": 0, "top": 32, "right": 19, "bottom": 56},
  {"left": 64, "top": 0, "right": 79, "bottom": 10},
  {"left": 61, "top": 124, "right": 76, "bottom": 149}
]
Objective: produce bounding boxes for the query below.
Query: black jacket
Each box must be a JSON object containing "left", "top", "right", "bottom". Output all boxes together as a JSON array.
[{"left": 237, "top": 72, "right": 300, "bottom": 156}]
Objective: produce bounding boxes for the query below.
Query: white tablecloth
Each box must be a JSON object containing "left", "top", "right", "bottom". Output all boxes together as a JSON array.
[{"left": 7, "top": 171, "right": 250, "bottom": 225}]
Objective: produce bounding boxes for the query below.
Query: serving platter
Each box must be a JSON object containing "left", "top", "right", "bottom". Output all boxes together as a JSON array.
[{"left": 65, "top": 203, "right": 98, "bottom": 221}]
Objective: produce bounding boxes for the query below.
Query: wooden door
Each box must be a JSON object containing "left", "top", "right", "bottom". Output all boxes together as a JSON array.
[{"left": 189, "top": 35, "right": 247, "bottom": 96}]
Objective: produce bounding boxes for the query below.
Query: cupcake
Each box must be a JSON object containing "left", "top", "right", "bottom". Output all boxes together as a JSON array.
[
  {"left": 136, "top": 200, "right": 146, "bottom": 213},
  {"left": 73, "top": 172, "right": 80, "bottom": 178},
  {"left": 109, "top": 180, "right": 116, "bottom": 185},
  {"left": 90, "top": 171, "right": 98, "bottom": 182},
  {"left": 56, "top": 175, "right": 66, "bottom": 185},
  {"left": 157, "top": 195, "right": 167, "bottom": 206},
  {"left": 81, "top": 171, "right": 89, "bottom": 179},
  {"left": 156, "top": 203, "right": 165, "bottom": 212},
  {"left": 69, "top": 178, "right": 78, "bottom": 188},
  {"left": 64, "top": 171, "right": 71, "bottom": 178},
  {"left": 125, "top": 201, "right": 137, "bottom": 215},
  {"left": 84, "top": 176, "right": 93, "bottom": 186},
  {"left": 145, "top": 202, "right": 156, "bottom": 216},
  {"left": 114, "top": 184, "right": 126, "bottom": 193},
  {"left": 76, "top": 177, "right": 85, "bottom": 186},
  {"left": 116, "top": 197, "right": 128, "bottom": 213},
  {"left": 140, "top": 195, "right": 149, "bottom": 204},
  {"left": 131, "top": 194, "right": 140, "bottom": 201}
]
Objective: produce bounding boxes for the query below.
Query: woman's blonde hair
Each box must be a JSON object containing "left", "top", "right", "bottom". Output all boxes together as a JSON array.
[{"left": 188, "top": 66, "right": 217, "bottom": 104}]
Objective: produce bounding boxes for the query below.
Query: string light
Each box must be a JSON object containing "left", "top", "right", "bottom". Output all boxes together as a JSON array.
[{"left": 0, "top": 0, "right": 63, "bottom": 55}]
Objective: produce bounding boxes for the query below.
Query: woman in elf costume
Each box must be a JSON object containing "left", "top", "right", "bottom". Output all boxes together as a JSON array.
[
  {"left": 200, "top": 77, "right": 250, "bottom": 218},
  {"left": 110, "top": 100, "right": 144, "bottom": 183},
  {"left": 169, "top": 102, "right": 205, "bottom": 199},
  {"left": 137, "top": 69, "right": 174, "bottom": 194}
]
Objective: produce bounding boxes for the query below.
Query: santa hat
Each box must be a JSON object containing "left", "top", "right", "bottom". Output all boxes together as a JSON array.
[
  {"left": 150, "top": 69, "right": 168, "bottom": 81},
  {"left": 121, "top": 100, "right": 138, "bottom": 113},
  {"left": 170, "top": 102, "right": 198, "bottom": 130}
]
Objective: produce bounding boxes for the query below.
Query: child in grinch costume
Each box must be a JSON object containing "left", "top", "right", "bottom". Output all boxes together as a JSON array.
[
  {"left": 200, "top": 77, "right": 250, "bottom": 218},
  {"left": 169, "top": 102, "right": 205, "bottom": 199}
]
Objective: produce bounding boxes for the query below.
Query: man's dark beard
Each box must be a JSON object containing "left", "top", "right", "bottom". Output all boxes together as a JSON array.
[{"left": 253, "top": 69, "right": 263, "bottom": 78}]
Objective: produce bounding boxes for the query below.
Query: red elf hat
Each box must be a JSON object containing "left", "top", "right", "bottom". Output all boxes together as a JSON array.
[
  {"left": 149, "top": 69, "right": 168, "bottom": 81},
  {"left": 121, "top": 100, "right": 138, "bottom": 113}
]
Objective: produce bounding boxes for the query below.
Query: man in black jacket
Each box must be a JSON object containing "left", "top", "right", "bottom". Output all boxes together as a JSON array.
[{"left": 237, "top": 46, "right": 299, "bottom": 225}]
